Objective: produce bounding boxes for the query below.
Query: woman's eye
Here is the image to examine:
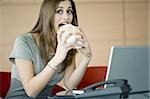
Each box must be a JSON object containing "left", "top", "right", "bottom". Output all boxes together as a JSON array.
[
  {"left": 67, "top": 10, "right": 73, "bottom": 14},
  {"left": 56, "top": 10, "right": 63, "bottom": 14}
]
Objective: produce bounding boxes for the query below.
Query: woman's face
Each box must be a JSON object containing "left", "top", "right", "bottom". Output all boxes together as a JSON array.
[{"left": 54, "top": 0, "right": 73, "bottom": 32}]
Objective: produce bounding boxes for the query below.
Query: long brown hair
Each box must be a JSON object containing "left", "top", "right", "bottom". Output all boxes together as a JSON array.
[{"left": 30, "top": 0, "right": 78, "bottom": 72}]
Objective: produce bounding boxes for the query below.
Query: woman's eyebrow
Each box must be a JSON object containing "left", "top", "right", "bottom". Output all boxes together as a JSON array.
[
  {"left": 68, "top": 7, "right": 73, "bottom": 9},
  {"left": 56, "top": 6, "right": 72, "bottom": 9},
  {"left": 56, "top": 7, "right": 63, "bottom": 10}
]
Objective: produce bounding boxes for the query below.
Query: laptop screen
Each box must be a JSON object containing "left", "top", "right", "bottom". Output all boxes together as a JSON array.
[{"left": 105, "top": 45, "right": 149, "bottom": 93}]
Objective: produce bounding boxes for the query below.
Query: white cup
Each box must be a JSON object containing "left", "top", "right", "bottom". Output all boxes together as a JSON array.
[{"left": 58, "top": 24, "right": 83, "bottom": 48}]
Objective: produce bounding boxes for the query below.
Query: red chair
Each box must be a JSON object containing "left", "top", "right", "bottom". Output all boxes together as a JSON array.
[
  {"left": 50, "top": 66, "right": 108, "bottom": 95},
  {"left": 0, "top": 71, "right": 65, "bottom": 98},
  {"left": 0, "top": 72, "right": 11, "bottom": 98},
  {"left": 51, "top": 66, "right": 108, "bottom": 95},
  {"left": 51, "top": 85, "right": 65, "bottom": 96},
  {"left": 77, "top": 66, "right": 107, "bottom": 89},
  {"left": 0, "top": 66, "right": 107, "bottom": 98}
]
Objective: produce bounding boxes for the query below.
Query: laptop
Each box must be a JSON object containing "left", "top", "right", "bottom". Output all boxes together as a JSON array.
[{"left": 105, "top": 45, "right": 149, "bottom": 99}]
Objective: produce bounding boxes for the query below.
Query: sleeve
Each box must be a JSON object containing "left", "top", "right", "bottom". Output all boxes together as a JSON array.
[{"left": 9, "top": 35, "right": 32, "bottom": 64}]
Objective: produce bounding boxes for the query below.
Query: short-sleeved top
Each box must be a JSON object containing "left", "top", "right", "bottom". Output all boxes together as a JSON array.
[{"left": 6, "top": 33, "right": 64, "bottom": 98}]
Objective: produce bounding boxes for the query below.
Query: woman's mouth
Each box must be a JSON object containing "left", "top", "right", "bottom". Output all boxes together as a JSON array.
[{"left": 58, "top": 23, "right": 68, "bottom": 28}]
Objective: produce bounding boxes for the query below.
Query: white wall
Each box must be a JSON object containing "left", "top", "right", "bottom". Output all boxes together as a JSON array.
[
  {"left": 0, "top": 0, "right": 148, "bottom": 71},
  {"left": 0, "top": 5, "right": 3, "bottom": 69},
  {"left": 148, "top": 0, "right": 150, "bottom": 44},
  {"left": 0, "top": 3, "right": 41, "bottom": 71}
]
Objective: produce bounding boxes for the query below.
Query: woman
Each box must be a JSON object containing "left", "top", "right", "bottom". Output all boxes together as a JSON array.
[{"left": 6, "top": 0, "right": 92, "bottom": 98}]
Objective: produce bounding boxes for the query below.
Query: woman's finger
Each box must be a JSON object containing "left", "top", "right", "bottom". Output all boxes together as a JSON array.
[
  {"left": 57, "top": 32, "right": 64, "bottom": 42},
  {"left": 62, "top": 33, "right": 73, "bottom": 44}
]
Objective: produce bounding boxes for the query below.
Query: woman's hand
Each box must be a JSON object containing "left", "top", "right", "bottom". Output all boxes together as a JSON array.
[
  {"left": 75, "top": 29, "right": 92, "bottom": 59},
  {"left": 54, "top": 29, "right": 75, "bottom": 64},
  {"left": 53, "top": 25, "right": 92, "bottom": 66}
]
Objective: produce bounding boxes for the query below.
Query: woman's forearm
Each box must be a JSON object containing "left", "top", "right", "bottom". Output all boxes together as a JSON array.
[
  {"left": 64, "top": 56, "right": 91, "bottom": 90},
  {"left": 25, "top": 65, "right": 55, "bottom": 97},
  {"left": 19, "top": 57, "right": 59, "bottom": 98}
]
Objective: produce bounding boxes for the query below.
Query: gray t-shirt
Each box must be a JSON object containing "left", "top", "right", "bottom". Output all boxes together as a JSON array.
[{"left": 6, "top": 33, "right": 64, "bottom": 98}]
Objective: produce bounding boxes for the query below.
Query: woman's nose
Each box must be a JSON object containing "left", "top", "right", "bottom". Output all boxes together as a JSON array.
[{"left": 62, "top": 12, "right": 69, "bottom": 20}]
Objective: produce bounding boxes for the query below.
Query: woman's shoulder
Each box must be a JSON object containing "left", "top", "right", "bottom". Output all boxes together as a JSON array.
[
  {"left": 16, "top": 32, "right": 32, "bottom": 40},
  {"left": 15, "top": 33, "right": 33, "bottom": 43}
]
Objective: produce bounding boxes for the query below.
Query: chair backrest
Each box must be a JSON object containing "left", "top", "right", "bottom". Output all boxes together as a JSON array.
[
  {"left": 0, "top": 72, "right": 11, "bottom": 98},
  {"left": 51, "top": 85, "right": 65, "bottom": 96},
  {"left": 77, "top": 66, "right": 107, "bottom": 89},
  {"left": 0, "top": 71, "right": 65, "bottom": 97},
  {"left": 0, "top": 67, "right": 107, "bottom": 97}
]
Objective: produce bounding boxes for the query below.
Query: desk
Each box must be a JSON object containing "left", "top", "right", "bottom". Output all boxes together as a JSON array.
[
  {"left": 128, "top": 91, "right": 149, "bottom": 99},
  {"left": 47, "top": 90, "right": 75, "bottom": 99},
  {"left": 47, "top": 87, "right": 127, "bottom": 99},
  {"left": 47, "top": 90, "right": 150, "bottom": 99}
]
